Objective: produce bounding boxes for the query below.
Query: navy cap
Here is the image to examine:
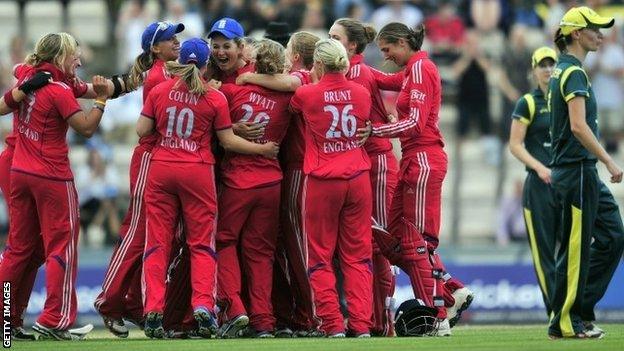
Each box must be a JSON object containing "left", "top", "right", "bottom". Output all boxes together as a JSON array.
[
  {"left": 208, "top": 17, "right": 244, "bottom": 39},
  {"left": 141, "top": 21, "right": 185, "bottom": 52},
  {"left": 179, "top": 38, "right": 210, "bottom": 68}
]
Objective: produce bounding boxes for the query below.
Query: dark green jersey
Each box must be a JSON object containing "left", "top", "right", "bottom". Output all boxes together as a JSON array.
[
  {"left": 512, "top": 88, "right": 552, "bottom": 171},
  {"left": 548, "top": 53, "right": 598, "bottom": 166}
]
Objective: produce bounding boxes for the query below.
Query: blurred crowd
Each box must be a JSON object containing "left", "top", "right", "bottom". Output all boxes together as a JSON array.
[{"left": 2, "top": 0, "right": 624, "bottom": 246}]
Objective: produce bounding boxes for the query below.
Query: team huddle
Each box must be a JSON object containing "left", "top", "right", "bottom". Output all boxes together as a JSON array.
[{"left": 2, "top": 4, "right": 620, "bottom": 343}]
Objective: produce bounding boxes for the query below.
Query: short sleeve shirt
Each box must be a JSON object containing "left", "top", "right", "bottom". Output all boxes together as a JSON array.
[{"left": 511, "top": 88, "right": 552, "bottom": 171}]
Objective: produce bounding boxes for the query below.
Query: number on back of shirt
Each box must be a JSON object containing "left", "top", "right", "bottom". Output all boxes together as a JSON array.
[
  {"left": 165, "top": 106, "right": 194, "bottom": 138},
  {"left": 240, "top": 104, "right": 270, "bottom": 126},
  {"left": 324, "top": 104, "right": 356, "bottom": 139}
]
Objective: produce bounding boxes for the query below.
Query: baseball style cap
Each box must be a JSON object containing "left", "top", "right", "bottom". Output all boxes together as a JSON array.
[
  {"left": 179, "top": 38, "right": 210, "bottom": 68},
  {"left": 141, "top": 21, "right": 185, "bottom": 52},
  {"left": 531, "top": 47, "right": 557, "bottom": 68},
  {"left": 559, "top": 6, "right": 614, "bottom": 36},
  {"left": 208, "top": 17, "right": 245, "bottom": 39}
]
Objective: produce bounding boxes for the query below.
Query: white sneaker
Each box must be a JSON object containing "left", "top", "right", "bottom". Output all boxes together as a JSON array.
[
  {"left": 447, "top": 287, "right": 474, "bottom": 327},
  {"left": 328, "top": 332, "right": 346, "bottom": 338},
  {"left": 436, "top": 319, "right": 451, "bottom": 337}
]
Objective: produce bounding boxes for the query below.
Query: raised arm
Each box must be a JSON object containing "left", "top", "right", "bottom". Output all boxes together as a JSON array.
[
  {"left": 1, "top": 71, "right": 52, "bottom": 114},
  {"left": 67, "top": 76, "right": 109, "bottom": 138},
  {"left": 236, "top": 72, "right": 302, "bottom": 92}
]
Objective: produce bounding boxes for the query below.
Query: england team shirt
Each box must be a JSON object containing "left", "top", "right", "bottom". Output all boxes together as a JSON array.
[
  {"left": 511, "top": 88, "right": 552, "bottom": 172},
  {"left": 141, "top": 78, "right": 232, "bottom": 164},
  {"left": 290, "top": 72, "right": 371, "bottom": 179},
  {"left": 140, "top": 59, "right": 170, "bottom": 147},
  {"left": 11, "top": 64, "right": 82, "bottom": 180},
  {"left": 220, "top": 83, "right": 292, "bottom": 189},
  {"left": 347, "top": 54, "right": 393, "bottom": 156},
  {"left": 220, "top": 62, "right": 255, "bottom": 84},
  {"left": 282, "top": 69, "right": 311, "bottom": 169},
  {"left": 548, "top": 53, "right": 598, "bottom": 166}
]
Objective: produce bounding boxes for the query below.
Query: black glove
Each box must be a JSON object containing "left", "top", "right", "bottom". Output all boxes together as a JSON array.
[{"left": 19, "top": 71, "right": 52, "bottom": 94}]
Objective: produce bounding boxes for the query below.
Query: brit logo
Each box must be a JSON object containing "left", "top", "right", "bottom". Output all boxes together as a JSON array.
[{"left": 410, "top": 89, "right": 426, "bottom": 103}]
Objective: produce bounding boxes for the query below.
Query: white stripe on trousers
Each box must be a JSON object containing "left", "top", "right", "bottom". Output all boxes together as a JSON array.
[
  {"left": 374, "top": 154, "right": 388, "bottom": 227},
  {"left": 415, "top": 152, "right": 430, "bottom": 234},
  {"left": 57, "top": 181, "right": 78, "bottom": 329},
  {"left": 96, "top": 151, "right": 152, "bottom": 308},
  {"left": 288, "top": 170, "right": 306, "bottom": 272}
]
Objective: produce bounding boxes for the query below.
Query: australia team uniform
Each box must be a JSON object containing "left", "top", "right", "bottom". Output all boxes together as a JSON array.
[
  {"left": 216, "top": 82, "right": 291, "bottom": 333},
  {"left": 291, "top": 72, "right": 373, "bottom": 336}
]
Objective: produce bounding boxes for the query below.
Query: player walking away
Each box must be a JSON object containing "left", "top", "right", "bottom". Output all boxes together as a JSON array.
[
  {"left": 236, "top": 31, "right": 322, "bottom": 337},
  {"left": 369, "top": 23, "right": 473, "bottom": 336},
  {"left": 94, "top": 21, "right": 185, "bottom": 337},
  {"left": 138, "top": 38, "right": 279, "bottom": 339},
  {"left": 0, "top": 32, "right": 109, "bottom": 341},
  {"left": 509, "top": 47, "right": 558, "bottom": 318},
  {"left": 290, "top": 38, "right": 373, "bottom": 338},
  {"left": 548, "top": 6, "right": 624, "bottom": 339},
  {"left": 216, "top": 39, "right": 292, "bottom": 339},
  {"left": 328, "top": 17, "right": 399, "bottom": 337}
]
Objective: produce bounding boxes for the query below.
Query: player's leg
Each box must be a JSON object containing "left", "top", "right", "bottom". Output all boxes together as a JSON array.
[
  {"left": 338, "top": 172, "right": 373, "bottom": 336},
  {"left": 304, "top": 176, "right": 344, "bottom": 336}
]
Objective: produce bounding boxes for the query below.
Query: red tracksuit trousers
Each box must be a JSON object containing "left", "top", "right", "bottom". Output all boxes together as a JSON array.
[
  {"left": 303, "top": 172, "right": 373, "bottom": 335},
  {"left": 216, "top": 183, "right": 279, "bottom": 332},
  {"left": 143, "top": 162, "right": 217, "bottom": 315},
  {"left": 0, "top": 171, "right": 79, "bottom": 330}
]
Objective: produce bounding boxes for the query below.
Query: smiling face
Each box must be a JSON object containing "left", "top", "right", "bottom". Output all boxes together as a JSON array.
[
  {"left": 152, "top": 35, "right": 180, "bottom": 61},
  {"left": 377, "top": 38, "right": 410, "bottom": 67},
  {"left": 211, "top": 34, "right": 243, "bottom": 73},
  {"left": 62, "top": 47, "right": 82, "bottom": 78},
  {"left": 328, "top": 23, "right": 356, "bottom": 57}
]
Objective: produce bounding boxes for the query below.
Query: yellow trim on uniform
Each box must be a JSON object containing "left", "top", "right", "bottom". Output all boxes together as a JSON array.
[
  {"left": 518, "top": 117, "right": 531, "bottom": 125},
  {"left": 564, "top": 92, "right": 579, "bottom": 102},
  {"left": 523, "top": 208, "right": 549, "bottom": 300},
  {"left": 524, "top": 94, "right": 536, "bottom": 124},
  {"left": 559, "top": 66, "right": 589, "bottom": 102},
  {"left": 560, "top": 205, "right": 582, "bottom": 337}
]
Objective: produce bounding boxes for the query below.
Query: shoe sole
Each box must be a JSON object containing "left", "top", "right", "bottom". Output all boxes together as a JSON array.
[
  {"left": 219, "top": 315, "right": 249, "bottom": 339},
  {"left": 194, "top": 311, "right": 218, "bottom": 338},
  {"left": 144, "top": 314, "right": 165, "bottom": 339},
  {"left": 32, "top": 324, "right": 72, "bottom": 341},
  {"left": 100, "top": 314, "right": 129, "bottom": 338},
  {"left": 449, "top": 293, "right": 474, "bottom": 328}
]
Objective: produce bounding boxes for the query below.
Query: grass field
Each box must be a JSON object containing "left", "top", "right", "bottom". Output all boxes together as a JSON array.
[{"left": 8, "top": 324, "right": 624, "bottom": 351}]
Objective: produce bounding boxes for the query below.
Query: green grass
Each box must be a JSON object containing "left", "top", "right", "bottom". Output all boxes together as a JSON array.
[{"left": 9, "top": 324, "right": 624, "bottom": 351}]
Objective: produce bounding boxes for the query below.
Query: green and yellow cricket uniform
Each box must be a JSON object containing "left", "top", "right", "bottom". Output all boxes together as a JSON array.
[
  {"left": 512, "top": 88, "right": 557, "bottom": 318},
  {"left": 548, "top": 53, "right": 624, "bottom": 337}
]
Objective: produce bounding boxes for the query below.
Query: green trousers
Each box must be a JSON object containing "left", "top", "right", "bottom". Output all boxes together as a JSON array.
[
  {"left": 548, "top": 162, "right": 624, "bottom": 337},
  {"left": 522, "top": 171, "right": 557, "bottom": 318}
]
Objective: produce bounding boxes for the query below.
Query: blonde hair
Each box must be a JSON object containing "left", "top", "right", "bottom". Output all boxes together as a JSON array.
[
  {"left": 165, "top": 61, "right": 207, "bottom": 95},
  {"left": 290, "top": 31, "right": 320, "bottom": 69},
  {"left": 25, "top": 32, "right": 78, "bottom": 73},
  {"left": 314, "top": 38, "right": 349, "bottom": 72},
  {"left": 254, "top": 39, "right": 285, "bottom": 75},
  {"left": 126, "top": 52, "right": 154, "bottom": 91}
]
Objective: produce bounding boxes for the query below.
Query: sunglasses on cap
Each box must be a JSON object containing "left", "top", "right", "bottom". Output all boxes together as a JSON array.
[{"left": 150, "top": 21, "right": 174, "bottom": 48}]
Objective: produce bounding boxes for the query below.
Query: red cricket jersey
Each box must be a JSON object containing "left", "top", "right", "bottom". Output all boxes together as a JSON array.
[
  {"left": 281, "top": 69, "right": 311, "bottom": 169},
  {"left": 11, "top": 64, "right": 82, "bottom": 181},
  {"left": 219, "top": 83, "right": 292, "bottom": 189},
  {"left": 371, "top": 51, "right": 444, "bottom": 158},
  {"left": 290, "top": 72, "right": 371, "bottom": 179},
  {"left": 140, "top": 59, "right": 171, "bottom": 147},
  {"left": 141, "top": 77, "right": 231, "bottom": 164},
  {"left": 220, "top": 62, "right": 255, "bottom": 84},
  {"left": 346, "top": 54, "right": 393, "bottom": 156},
  {"left": 4, "top": 63, "right": 87, "bottom": 149}
]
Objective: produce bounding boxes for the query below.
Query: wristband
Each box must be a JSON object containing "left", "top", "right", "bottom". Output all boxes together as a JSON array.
[
  {"left": 3, "top": 90, "right": 19, "bottom": 110},
  {"left": 93, "top": 104, "right": 105, "bottom": 113},
  {"left": 94, "top": 99, "right": 107, "bottom": 106},
  {"left": 110, "top": 75, "right": 123, "bottom": 99}
]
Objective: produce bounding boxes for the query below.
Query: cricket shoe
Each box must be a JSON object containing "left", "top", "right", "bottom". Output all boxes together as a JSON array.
[
  {"left": 274, "top": 327, "right": 293, "bottom": 338},
  {"left": 447, "top": 287, "right": 474, "bottom": 327},
  {"left": 144, "top": 312, "right": 165, "bottom": 339},
  {"left": 217, "top": 314, "right": 249, "bottom": 339},
  {"left": 436, "top": 319, "right": 452, "bottom": 337},
  {"left": 328, "top": 332, "right": 346, "bottom": 338},
  {"left": 293, "top": 329, "right": 326, "bottom": 337},
  {"left": 11, "top": 327, "right": 37, "bottom": 341},
  {"left": 583, "top": 322, "right": 605, "bottom": 338},
  {"left": 193, "top": 308, "right": 218, "bottom": 339},
  {"left": 32, "top": 323, "right": 77, "bottom": 341},
  {"left": 100, "top": 315, "right": 129, "bottom": 338}
]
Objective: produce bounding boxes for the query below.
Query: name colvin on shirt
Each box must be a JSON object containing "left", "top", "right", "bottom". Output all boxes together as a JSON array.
[{"left": 169, "top": 90, "right": 199, "bottom": 106}]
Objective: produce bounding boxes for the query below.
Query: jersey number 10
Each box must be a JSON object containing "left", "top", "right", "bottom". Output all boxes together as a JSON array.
[
  {"left": 324, "top": 104, "right": 356, "bottom": 139},
  {"left": 165, "top": 106, "right": 194, "bottom": 139}
]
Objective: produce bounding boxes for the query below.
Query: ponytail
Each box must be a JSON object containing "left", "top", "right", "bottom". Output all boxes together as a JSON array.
[
  {"left": 314, "top": 38, "right": 349, "bottom": 72},
  {"left": 377, "top": 22, "right": 425, "bottom": 51},
  {"left": 335, "top": 18, "right": 377, "bottom": 54},
  {"left": 126, "top": 52, "right": 154, "bottom": 91},
  {"left": 166, "top": 61, "right": 207, "bottom": 95},
  {"left": 554, "top": 28, "right": 571, "bottom": 53}
]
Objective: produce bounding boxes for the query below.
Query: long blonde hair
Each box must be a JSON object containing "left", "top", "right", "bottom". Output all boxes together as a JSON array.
[
  {"left": 314, "top": 38, "right": 349, "bottom": 73},
  {"left": 126, "top": 52, "right": 155, "bottom": 91},
  {"left": 166, "top": 61, "right": 206, "bottom": 95},
  {"left": 25, "top": 32, "right": 78, "bottom": 73}
]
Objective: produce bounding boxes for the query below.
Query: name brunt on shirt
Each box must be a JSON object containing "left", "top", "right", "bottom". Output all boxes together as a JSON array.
[
  {"left": 290, "top": 72, "right": 372, "bottom": 179},
  {"left": 141, "top": 78, "right": 231, "bottom": 164}
]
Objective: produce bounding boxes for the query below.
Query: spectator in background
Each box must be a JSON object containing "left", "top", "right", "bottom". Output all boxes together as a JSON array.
[
  {"left": 543, "top": 0, "right": 577, "bottom": 40},
  {"left": 116, "top": 0, "right": 150, "bottom": 70},
  {"left": 75, "top": 138, "right": 121, "bottom": 248},
  {"left": 424, "top": 0, "right": 466, "bottom": 63},
  {"left": 452, "top": 30, "right": 499, "bottom": 165},
  {"left": 371, "top": 0, "right": 424, "bottom": 30},
  {"left": 276, "top": 0, "right": 308, "bottom": 33},
  {"left": 299, "top": 1, "right": 327, "bottom": 39},
  {"left": 264, "top": 22, "right": 291, "bottom": 48},
  {"left": 585, "top": 26, "right": 624, "bottom": 153},
  {"left": 166, "top": 0, "right": 205, "bottom": 40},
  {"left": 495, "top": 179, "right": 526, "bottom": 246},
  {"left": 334, "top": 0, "right": 372, "bottom": 20},
  {"left": 511, "top": 0, "right": 544, "bottom": 28}
]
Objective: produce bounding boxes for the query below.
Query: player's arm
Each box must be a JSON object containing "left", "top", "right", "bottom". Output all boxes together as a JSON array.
[
  {"left": 369, "top": 67, "right": 403, "bottom": 91},
  {"left": 0, "top": 71, "right": 52, "bottom": 114},
  {"left": 236, "top": 72, "right": 302, "bottom": 92},
  {"left": 217, "top": 128, "right": 279, "bottom": 159},
  {"left": 67, "top": 76, "right": 108, "bottom": 138},
  {"left": 509, "top": 120, "right": 551, "bottom": 183},
  {"left": 79, "top": 74, "right": 129, "bottom": 99},
  {"left": 136, "top": 115, "right": 155, "bottom": 137}
]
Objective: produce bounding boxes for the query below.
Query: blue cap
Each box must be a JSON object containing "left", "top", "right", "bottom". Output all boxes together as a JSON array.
[
  {"left": 208, "top": 17, "right": 244, "bottom": 39},
  {"left": 141, "top": 21, "right": 185, "bottom": 52},
  {"left": 179, "top": 38, "right": 210, "bottom": 68}
]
